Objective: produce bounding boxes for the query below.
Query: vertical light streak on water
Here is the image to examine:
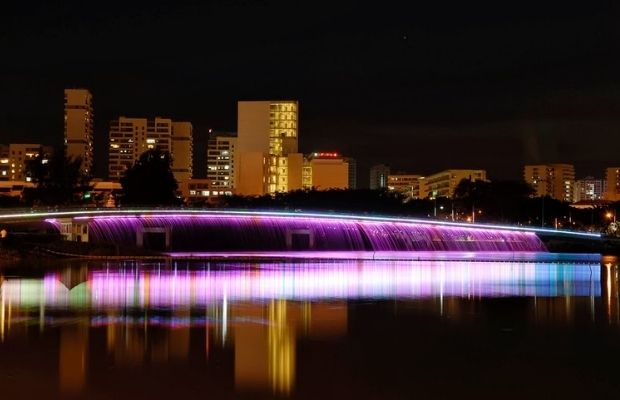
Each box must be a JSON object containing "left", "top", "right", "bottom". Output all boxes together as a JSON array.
[
  {"left": 439, "top": 263, "right": 445, "bottom": 316},
  {"left": 607, "top": 263, "right": 612, "bottom": 324},
  {"left": 222, "top": 291, "right": 228, "bottom": 344},
  {"left": 39, "top": 288, "right": 45, "bottom": 333},
  {"left": 0, "top": 284, "right": 4, "bottom": 342}
]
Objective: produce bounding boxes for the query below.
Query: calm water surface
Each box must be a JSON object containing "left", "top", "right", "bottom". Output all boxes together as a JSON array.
[{"left": 0, "top": 256, "right": 619, "bottom": 399}]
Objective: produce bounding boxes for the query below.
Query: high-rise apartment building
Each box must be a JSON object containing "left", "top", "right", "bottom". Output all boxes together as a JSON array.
[
  {"left": 302, "top": 152, "right": 349, "bottom": 190},
  {"left": 64, "top": 89, "right": 93, "bottom": 175},
  {"left": 108, "top": 116, "right": 192, "bottom": 182},
  {"left": 171, "top": 122, "right": 193, "bottom": 183},
  {"left": 573, "top": 176, "right": 605, "bottom": 202},
  {"left": 207, "top": 131, "right": 237, "bottom": 190},
  {"left": 423, "top": 169, "right": 487, "bottom": 199},
  {"left": 604, "top": 167, "right": 620, "bottom": 201},
  {"left": 0, "top": 144, "right": 53, "bottom": 181},
  {"left": 524, "top": 164, "right": 575, "bottom": 202},
  {"left": 236, "top": 100, "right": 301, "bottom": 195},
  {"left": 369, "top": 164, "right": 390, "bottom": 190}
]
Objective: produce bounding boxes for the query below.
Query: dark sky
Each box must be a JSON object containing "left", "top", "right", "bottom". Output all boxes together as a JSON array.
[{"left": 1, "top": 0, "right": 619, "bottom": 185}]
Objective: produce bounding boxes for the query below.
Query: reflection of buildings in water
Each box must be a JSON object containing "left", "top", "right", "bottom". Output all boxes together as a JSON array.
[
  {"left": 269, "top": 300, "right": 295, "bottom": 395},
  {"left": 105, "top": 311, "right": 191, "bottom": 367},
  {"left": 234, "top": 300, "right": 347, "bottom": 395},
  {"left": 0, "top": 261, "right": 613, "bottom": 395},
  {"left": 531, "top": 296, "right": 594, "bottom": 325},
  {"left": 59, "top": 265, "right": 89, "bottom": 292},
  {"left": 0, "top": 275, "right": 4, "bottom": 342},
  {"left": 59, "top": 324, "right": 88, "bottom": 396}
]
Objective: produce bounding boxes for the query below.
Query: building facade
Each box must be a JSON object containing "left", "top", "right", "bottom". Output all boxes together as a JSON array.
[
  {"left": 0, "top": 144, "right": 53, "bottom": 181},
  {"left": 64, "top": 89, "right": 94, "bottom": 175},
  {"left": 573, "top": 176, "right": 605, "bottom": 202},
  {"left": 108, "top": 117, "right": 192, "bottom": 183},
  {"left": 302, "top": 152, "right": 349, "bottom": 190},
  {"left": 524, "top": 164, "right": 575, "bottom": 202},
  {"left": 604, "top": 167, "right": 620, "bottom": 201},
  {"left": 423, "top": 169, "right": 487, "bottom": 199},
  {"left": 207, "top": 132, "right": 237, "bottom": 190},
  {"left": 387, "top": 174, "right": 423, "bottom": 199},
  {"left": 236, "top": 100, "right": 301, "bottom": 195},
  {"left": 369, "top": 164, "right": 390, "bottom": 190},
  {"left": 344, "top": 157, "right": 357, "bottom": 189},
  {"left": 171, "top": 122, "right": 193, "bottom": 183}
]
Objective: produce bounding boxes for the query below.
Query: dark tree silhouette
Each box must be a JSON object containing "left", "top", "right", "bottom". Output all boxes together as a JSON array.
[
  {"left": 120, "top": 149, "right": 179, "bottom": 206},
  {"left": 23, "top": 146, "right": 88, "bottom": 205}
]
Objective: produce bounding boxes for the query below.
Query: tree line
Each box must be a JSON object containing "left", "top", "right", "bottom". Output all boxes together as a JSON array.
[{"left": 13, "top": 147, "right": 179, "bottom": 207}]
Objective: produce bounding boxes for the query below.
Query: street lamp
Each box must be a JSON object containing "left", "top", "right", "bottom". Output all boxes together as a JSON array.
[{"left": 606, "top": 211, "right": 616, "bottom": 223}]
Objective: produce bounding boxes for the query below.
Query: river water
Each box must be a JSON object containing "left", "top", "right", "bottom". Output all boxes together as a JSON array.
[{"left": 0, "top": 256, "right": 619, "bottom": 399}]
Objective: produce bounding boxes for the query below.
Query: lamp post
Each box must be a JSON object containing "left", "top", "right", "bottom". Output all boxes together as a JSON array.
[{"left": 606, "top": 211, "right": 616, "bottom": 223}]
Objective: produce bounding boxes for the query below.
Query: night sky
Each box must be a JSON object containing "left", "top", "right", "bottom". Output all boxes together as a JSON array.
[{"left": 1, "top": 0, "right": 619, "bottom": 185}]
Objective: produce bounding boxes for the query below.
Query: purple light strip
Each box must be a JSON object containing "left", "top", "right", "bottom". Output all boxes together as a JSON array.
[
  {"left": 77, "top": 213, "right": 540, "bottom": 236},
  {"left": 82, "top": 213, "right": 548, "bottom": 252},
  {"left": 22, "top": 208, "right": 599, "bottom": 238}
]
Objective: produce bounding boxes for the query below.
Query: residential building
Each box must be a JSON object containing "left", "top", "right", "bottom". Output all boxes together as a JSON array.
[
  {"left": 207, "top": 131, "right": 236, "bottom": 190},
  {"left": 0, "top": 144, "right": 53, "bottom": 181},
  {"left": 108, "top": 117, "right": 192, "bottom": 183},
  {"left": 524, "top": 164, "right": 575, "bottom": 202},
  {"left": 344, "top": 157, "right": 357, "bottom": 189},
  {"left": 387, "top": 174, "right": 423, "bottom": 199},
  {"left": 0, "top": 180, "right": 35, "bottom": 198},
  {"left": 64, "top": 89, "right": 94, "bottom": 175},
  {"left": 604, "top": 167, "right": 620, "bottom": 201},
  {"left": 178, "top": 179, "right": 233, "bottom": 204},
  {"left": 573, "top": 176, "right": 605, "bottom": 202},
  {"left": 369, "top": 164, "right": 390, "bottom": 190},
  {"left": 302, "top": 152, "right": 349, "bottom": 190},
  {"left": 236, "top": 100, "right": 301, "bottom": 195},
  {"left": 423, "top": 169, "right": 487, "bottom": 199},
  {"left": 171, "top": 122, "right": 193, "bottom": 183}
]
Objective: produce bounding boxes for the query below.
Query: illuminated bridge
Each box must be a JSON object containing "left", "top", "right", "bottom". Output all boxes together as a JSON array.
[{"left": 0, "top": 209, "right": 602, "bottom": 259}]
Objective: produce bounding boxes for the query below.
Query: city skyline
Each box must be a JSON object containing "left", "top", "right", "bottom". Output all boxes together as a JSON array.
[
  {"left": 2, "top": 87, "right": 616, "bottom": 187},
  {"left": 2, "top": 1, "right": 619, "bottom": 183}
]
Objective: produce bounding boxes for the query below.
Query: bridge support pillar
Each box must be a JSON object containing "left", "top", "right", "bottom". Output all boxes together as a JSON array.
[
  {"left": 136, "top": 226, "right": 171, "bottom": 249},
  {"left": 285, "top": 229, "right": 314, "bottom": 250},
  {"left": 57, "top": 218, "right": 89, "bottom": 242}
]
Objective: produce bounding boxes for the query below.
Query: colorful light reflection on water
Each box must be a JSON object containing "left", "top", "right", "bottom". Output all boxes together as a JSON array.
[
  {"left": 0, "top": 258, "right": 619, "bottom": 399},
  {"left": 0, "top": 260, "right": 601, "bottom": 310}
]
